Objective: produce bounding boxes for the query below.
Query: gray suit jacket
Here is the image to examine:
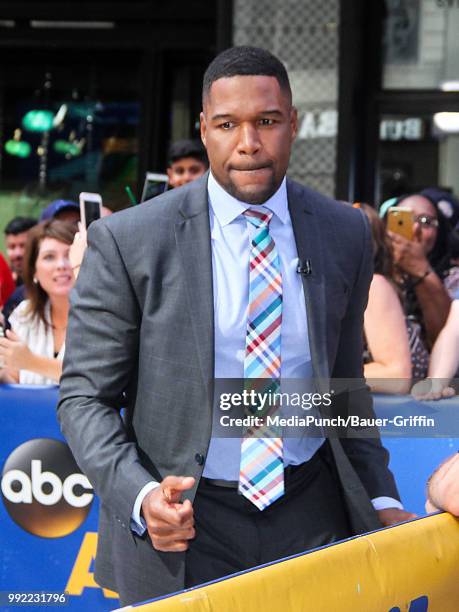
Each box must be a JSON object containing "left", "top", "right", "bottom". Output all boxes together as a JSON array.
[{"left": 58, "top": 173, "right": 399, "bottom": 605}]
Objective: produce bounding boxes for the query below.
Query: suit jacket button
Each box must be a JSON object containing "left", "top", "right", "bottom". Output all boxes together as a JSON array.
[{"left": 195, "top": 453, "right": 205, "bottom": 465}]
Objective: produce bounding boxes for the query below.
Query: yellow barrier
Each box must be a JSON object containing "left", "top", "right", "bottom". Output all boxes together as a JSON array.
[{"left": 118, "top": 514, "right": 459, "bottom": 612}]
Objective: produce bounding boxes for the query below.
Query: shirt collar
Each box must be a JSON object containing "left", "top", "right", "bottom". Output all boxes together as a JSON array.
[{"left": 207, "top": 171, "right": 288, "bottom": 227}]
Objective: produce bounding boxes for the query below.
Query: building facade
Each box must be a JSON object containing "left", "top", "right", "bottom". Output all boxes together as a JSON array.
[{"left": 1, "top": 0, "right": 459, "bottom": 249}]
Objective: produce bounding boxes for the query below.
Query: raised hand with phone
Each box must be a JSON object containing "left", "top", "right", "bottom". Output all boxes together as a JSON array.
[
  {"left": 79, "top": 192, "right": 102, "bottom": 229},
  {"left": 388, "top": 207, "right": 432, "bottom": 280},
  {"left": 71, "top": 193, "right": 111, "bottom": 278}
]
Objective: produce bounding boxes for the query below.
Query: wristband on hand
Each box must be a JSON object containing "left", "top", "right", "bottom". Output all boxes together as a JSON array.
[{"left": 411, "top": 266, "right": 432, "bottom": 287}]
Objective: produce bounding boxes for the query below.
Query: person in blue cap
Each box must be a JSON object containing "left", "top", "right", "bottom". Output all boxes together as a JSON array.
[{"left": 40, "top": 199, "right": 80, "bottom": 225}]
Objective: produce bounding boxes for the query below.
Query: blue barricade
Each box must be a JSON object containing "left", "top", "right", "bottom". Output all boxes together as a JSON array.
[
  {"left": 375, "top": 391, "right": 459, "bottom": 516},
  {"left": 1, "top": 384, "right": 458, "bottom": 610}
]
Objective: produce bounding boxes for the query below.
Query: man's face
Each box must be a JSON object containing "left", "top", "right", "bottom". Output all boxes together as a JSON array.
[
  {"left": 167, "top": 157, "right": 207, "bottom": 188},
  {"left": 200, "top": 75, "right": 297, "bottom": 204},
  {"left": 5, "top": 231, "right": 29, "bottom": 276}
]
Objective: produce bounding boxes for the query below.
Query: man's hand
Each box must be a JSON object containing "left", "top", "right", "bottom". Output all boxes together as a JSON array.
[
  {"left": 141, "top": 475, "right": 196, "bottom": 552},
  {"left": 388, "top": 228, "right": 430, "bottom": 278},
  {"left": 0, "top": 330, "right": 32, "bottom": 370},
  {"left": 377, "top": 507, "right": 417, "bottom": 526}
]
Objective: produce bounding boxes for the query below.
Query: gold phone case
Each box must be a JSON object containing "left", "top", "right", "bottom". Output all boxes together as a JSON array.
[{"left": 387, "top": 207, "right": 414, "bottom": 241}]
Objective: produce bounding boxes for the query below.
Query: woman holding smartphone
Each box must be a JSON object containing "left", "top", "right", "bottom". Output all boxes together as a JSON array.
[
  {"left": 381, "top": 190, "right": 457, "bottom": 349},
  {"left": 0, "top": 219, "right": 76, "bottom": 384}
]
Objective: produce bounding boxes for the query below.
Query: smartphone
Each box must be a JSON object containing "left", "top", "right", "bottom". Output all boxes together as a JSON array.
[
  {"left": 141, "top": 172, "right": 169, "bottom": 202},
  {"left": 387, "top": 207, "right": 414, "bottom": 241},
  {"left": 79, "top": 192, "right": 102, "bottom": 229}
]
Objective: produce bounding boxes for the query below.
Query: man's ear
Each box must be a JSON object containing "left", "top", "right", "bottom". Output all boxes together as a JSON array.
[
  {"left": 166, "top": 167, "right": 173, "bottom": 181},
  {"left": 290, "top": 106, "right": 298, "bottom": 141},
  {"left": 200, "top": 111, "right": 207, "bottom": 147}
]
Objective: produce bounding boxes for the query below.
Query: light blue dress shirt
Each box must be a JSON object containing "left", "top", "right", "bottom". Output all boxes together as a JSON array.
[
  {"left": 131, "top": 173, "right": 401, "bottom": 533},
  {"left": 203, "top": 171, "right": 323, "bottom": 479}
]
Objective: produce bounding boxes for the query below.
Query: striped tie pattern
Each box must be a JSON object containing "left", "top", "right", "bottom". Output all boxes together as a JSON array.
[{"left": 239, "top": 207, "right": 284, "bottom": 510}]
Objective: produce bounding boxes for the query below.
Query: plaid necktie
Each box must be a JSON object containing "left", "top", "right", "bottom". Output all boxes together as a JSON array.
[{"left": 239, "top": 207, "right": 284, "bottom": 510}]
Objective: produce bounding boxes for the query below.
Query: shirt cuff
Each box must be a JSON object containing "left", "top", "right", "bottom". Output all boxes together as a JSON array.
[
  {"left": 130, "top": 481, "right": 160, "bottom": 536},
  {"left": 371, "top": 496, "right": 403, "bottom": 511}
]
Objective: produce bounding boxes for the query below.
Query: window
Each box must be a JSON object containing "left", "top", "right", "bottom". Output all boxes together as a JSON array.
[{"left": 383, "top": 0, "right": 459, "bottom": 90}]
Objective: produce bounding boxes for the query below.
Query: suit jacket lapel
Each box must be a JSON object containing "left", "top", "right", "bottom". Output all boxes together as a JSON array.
[
  {"left": 288, "top": 181, "right": 381, "bottom": 533},
  {"left": 287, "top": 179, "right": 329, "bottom": 385},
  {"left": 175, "top": 175, "right": 214, "bottom": 392}
]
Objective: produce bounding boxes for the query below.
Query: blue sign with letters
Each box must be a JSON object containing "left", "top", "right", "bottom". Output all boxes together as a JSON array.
[
  {"left": 0, "top": 385, "right": 119, "bottom": 611},
  {"left": 1, "top": 384, "right": 458, "bottom": 610}
]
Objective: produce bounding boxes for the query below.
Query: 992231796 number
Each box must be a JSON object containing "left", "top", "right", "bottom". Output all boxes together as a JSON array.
[{"left": 0, "top": 592, "right": 68, "bottom": 606}]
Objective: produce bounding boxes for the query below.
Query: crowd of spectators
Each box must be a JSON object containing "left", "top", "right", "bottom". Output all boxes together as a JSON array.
[
  {"left": 0, "top": 139, "right": 209, "bottom": 385},
  {"left": 0, "top": 177, "right": 458, "bottom": 395}
]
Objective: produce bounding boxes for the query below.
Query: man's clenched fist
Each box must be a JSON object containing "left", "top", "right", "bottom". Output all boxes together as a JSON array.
[{"left": 141, "top": 476, "right": 196, "bottom": 552}]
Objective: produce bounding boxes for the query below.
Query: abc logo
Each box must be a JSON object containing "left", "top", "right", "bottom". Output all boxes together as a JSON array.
[{"left": 1, "top": 438, "right": 93, "bottom": 538}]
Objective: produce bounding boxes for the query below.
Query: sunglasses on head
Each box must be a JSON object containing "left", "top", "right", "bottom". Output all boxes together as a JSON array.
[{"left": 414, "top": 214, "right": 439, "bottom": 228}]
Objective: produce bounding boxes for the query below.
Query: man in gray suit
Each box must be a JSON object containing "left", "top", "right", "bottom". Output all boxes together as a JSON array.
[{"left": 58, "top": 46, "right": 413, "bottom": 606}]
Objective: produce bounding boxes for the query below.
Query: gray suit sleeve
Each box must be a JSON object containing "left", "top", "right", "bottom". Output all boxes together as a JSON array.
[
  {"left": 58, "top": 221, "right": 156, "bottom": 527},
  {"left": 332, "top": 210, "right": 400, "bottom": 501}
]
